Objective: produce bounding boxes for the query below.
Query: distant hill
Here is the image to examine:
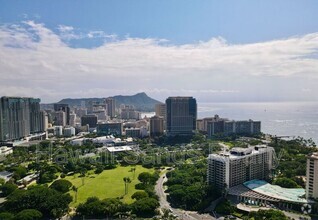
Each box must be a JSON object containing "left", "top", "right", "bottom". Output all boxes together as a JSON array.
[{"left": 42, "top": 92, "right": 162, "bottom": 112}]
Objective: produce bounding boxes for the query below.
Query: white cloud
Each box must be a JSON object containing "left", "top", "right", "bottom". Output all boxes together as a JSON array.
[{"left": 0, "top": 21, "right": 318, "bottom": 103}]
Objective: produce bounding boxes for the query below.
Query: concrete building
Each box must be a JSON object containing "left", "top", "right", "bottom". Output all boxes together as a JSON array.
[
  {"left": 166, "top": 97, "right": 197, "bottom": 136},
  {"left": 198, "top": 115, "right": 228, "bottom": 133},
  {"left": 155, "top": 103, "right": 166, "bottom": 118},
  {"left": 64, "top": 127, "right": 76, "bottom": 137},
  {"left": 69, "top": 113, "right": 76, "bottom": 127},
  {"left": 97, "top": 122, "right": 122, "bottom": 136},
  {"left": 306, "top": 152, "right": 318, "bottom": 199},
  {"left": 54, "top": 103, "right": 70, "bottom": 125},
  {"left": 150, "top": 115, "right": 164, "bottom": 137},
  {"left": 207, "top": 145, "right": 274, "bottom": 190},
  {"left": 120, "top": 105, "right": 140, "bottom": 120},
  {"left": 74, "top": 108, "right": 87, "bottom": 118},
  {"left": 105, "top": 98, "right": 116, "bottom": 118},
  {"left": 0, "top": 96, "right": 43, "bottom": 142},
  {"left": 52, "top": 110, "right": 66, "bottom": 126},
  {"left": 54, "top": 126, "right": 63, "bottom": 136},
  {"left": 81, "top": 114, "right": 98, "bottom": 128},
  {"left": 125, "top": 127, "right": 141, "bottom": 138},
  {"left": 39, "top": 110, "right": 48, "bottom": 132},
  {"left": 88, "top": 100, "right": 108, "bottom": 121},
  {"left": 207, "top": 119, "right": 261, "bottom": 137}
]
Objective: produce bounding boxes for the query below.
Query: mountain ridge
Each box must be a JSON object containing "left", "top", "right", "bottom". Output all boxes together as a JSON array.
[{"left": 41, "top": 92, "right": 162, "bottom": 112}]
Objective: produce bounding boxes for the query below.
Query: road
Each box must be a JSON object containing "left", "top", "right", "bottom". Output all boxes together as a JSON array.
[{"left": 155, "top": 169, "right": 216, "bottom": 220}]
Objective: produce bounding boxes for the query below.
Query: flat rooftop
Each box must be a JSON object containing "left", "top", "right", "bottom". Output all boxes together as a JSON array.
[{"left": 209, "top": 145, "right": 272, "bottom": 160}]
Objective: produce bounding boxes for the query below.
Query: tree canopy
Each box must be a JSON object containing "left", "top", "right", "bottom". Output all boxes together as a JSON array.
[{"left": 3, "top": 185, "right": 72, "bottom": 218}]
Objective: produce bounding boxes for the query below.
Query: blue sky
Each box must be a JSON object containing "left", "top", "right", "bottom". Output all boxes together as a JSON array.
[
  {"left": 1, "top": 0, "right": 318, "bottom": 46},
  {"left": 0, "top": 0, "right": 318, "bottom": 102}
]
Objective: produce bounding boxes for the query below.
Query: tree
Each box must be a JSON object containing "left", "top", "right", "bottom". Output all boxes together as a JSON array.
[
  {"left": 138, "top": 172, "right": 158, "bottom": 185},
  {"left": 15, "top": 209, "right": 43, "bottom": 220},
  {"left": 131, "top": 191, "right": 148, "bottom": 200},
  {"left": 250, "top": 209, "right": 288, "bottom": 220},
  {"left": 72, "top": 186, "right": 78, "bottom": 203},
  {"left": 131, "top": 167, "right": 136, "bottom": 179},
  {"left": 215, "top": 200, "right": 234, "bottom": 215},
  {"left": 1, "top": 182, "right": 18, "bottom": 196},
  {"left": 0, "top": 212, "right": 14, "bottom": 220},
  {"left": 50, "top": 179, "right": 72, "bottom": 193},
  {"left": 131, "top": 197, "right": 159, "bottom": 217},
  {"left": 11, "top": 166, "right": 27, "bottom": 180},
  {"left": 273, "top": 177, "right": 300, "bottom": 188},
  {"left": 123, "top": 177, "right": 131, "bottom": 195},
  {"left": 4, "top": 185, "right": 72, "bottom": 218},
  {"left": 76, "top": 197, "right": 128, "bottom": 218}
]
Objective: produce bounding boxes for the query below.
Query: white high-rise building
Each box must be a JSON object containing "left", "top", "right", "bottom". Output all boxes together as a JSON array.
[
  {"left": 306, "top": 152, "right": 318, "bottom": 199},
  {"left": 207, "top": 145, "right": 274, "bottom": 190}
]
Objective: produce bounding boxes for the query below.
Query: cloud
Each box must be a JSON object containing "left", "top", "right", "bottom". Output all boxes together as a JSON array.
[{"left": 0, "top": 20, "right": 318, "bottom": 103}]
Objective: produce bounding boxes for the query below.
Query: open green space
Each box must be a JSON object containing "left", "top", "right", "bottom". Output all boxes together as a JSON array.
[{"left": 64, "top": 165, "right": 154, "bottom": 207}]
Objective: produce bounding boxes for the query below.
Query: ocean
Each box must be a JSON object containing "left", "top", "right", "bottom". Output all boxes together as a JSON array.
[
  {"left": 198, "top": 102, "right": 318, "bottom": 144},
  {"left": 142, "top": 102, "right": 318, "bottom": 144}
]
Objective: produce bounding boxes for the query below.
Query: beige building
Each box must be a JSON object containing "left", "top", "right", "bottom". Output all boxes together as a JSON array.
[
  {"left": 155, "top": 103, "right": 166, "bottom": 118},
  {"left": 150, "top": 115, "right": 164, "bottom": 137},
  {"left": 306, "top": 152, "right": 318, "bottom": 199},
  {"left": 207, "top": 145, "right": 274, "bottom": 189}
]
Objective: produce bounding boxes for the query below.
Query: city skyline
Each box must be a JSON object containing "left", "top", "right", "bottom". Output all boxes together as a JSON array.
[{"left": 1, "top": 1, "right": 318, "bottom": 103}]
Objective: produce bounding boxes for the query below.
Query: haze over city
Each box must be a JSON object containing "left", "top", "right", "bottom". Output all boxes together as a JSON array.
[{"left": 1, "top": 0, "right": 318, "bottom": 103}]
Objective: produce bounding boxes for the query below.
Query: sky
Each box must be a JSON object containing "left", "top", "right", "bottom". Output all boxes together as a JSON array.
[{"left": 0, "top": 0, "right": 318, "bottom": 103}]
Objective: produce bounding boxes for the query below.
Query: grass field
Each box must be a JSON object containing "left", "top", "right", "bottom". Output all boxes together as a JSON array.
[{"left": 65, "top": 165, "right": 154, "bottom": 207}]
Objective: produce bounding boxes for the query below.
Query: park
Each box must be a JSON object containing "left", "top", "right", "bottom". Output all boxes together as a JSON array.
[{"left": 64, "top": 165, "right": 154, "bottom": 206}]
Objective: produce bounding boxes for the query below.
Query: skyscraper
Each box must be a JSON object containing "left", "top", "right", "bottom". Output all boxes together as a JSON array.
[
  {"left": 166, "top": 97, "right": 197, "bottom": 136},
  {"left": 306, "top": 152, "right": 318, "bottom": 199},
  {"left": 0, "top": 96, "right": 42, "bottom": 142},
  {"left": 54, "top": 103, "right": 70, "bottom": 125},
  {"left": 105, "top": 98, "right": 116, "bottom": 119}
]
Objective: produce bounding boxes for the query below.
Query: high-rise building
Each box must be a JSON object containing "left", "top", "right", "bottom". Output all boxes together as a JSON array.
[
  {"left": 150, "top": 115, "right": 164, "bottom": 137},
  {"left": 69, "top": 113, "right": 76, "bottom": 127},
  {"left": 197, "top": 115, "right": 228, "bottom": 133},
  {"left": 81, "top": 114, "right": 98, "bottom": 128},
  {"left": 54, "top": 104, "right": 70, "bottom": 125},
  {"left": 88, "top": 100, "right": 108, "bottom": 121},
  {"left": 120, "top": 105, "right": 140, "bottom": 120},
  {"left": 39, "top": 110, "right": 48, "bottom": 132},
  {"left": 166, "top": 97, "right": 197, "bottom": 136},
  {"left": 52, "top": 111, "right": 66, "bottom": 126},
  {"left": 306, "top": 152, "right": 318, "bottom": 199},
  {"left": 155, "top": 103, "right": 166, "bottom": 118},
  {"left": 105, "top": 98, "right": 116, "bottom": 119},
  {"left": 207, "top": 145, "right": 274, "bottom": 190},
  {"left": 0, "top": 97, "right": 42, "bottom": 142}
]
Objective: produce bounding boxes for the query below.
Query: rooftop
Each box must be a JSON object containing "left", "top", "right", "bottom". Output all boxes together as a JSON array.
[
  {"left": 209, "top": 145, "right": 273, "bottom": 160},
  {"left": 244, "top": 180, "right": 309, "bottom": 204}
]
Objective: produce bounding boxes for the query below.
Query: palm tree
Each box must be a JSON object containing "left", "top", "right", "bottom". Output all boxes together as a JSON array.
[
  {"left": 123, "top": 177, "right": 132, "bottom": 195},
  {"left": 72, "top": 186, "right": 78, "bottom": 203},
  {"left": 126, "top": 177, "right": 131, "bottom": 194},
  {"left": 131, "top": 167, "right": 136, "bottom": 179}
]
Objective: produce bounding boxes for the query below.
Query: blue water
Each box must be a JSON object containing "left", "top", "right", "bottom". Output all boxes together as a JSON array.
[{"left": 198, "top": 102, "right": 318, "bottom": 144}]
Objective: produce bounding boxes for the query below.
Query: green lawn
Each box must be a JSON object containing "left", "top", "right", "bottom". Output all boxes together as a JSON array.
[{"left": 65, "top": 165, "right": 154, "bottom": 207}]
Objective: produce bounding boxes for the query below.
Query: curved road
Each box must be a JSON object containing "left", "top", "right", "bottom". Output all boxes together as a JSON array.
[{"left": 155, "top": 169, "right": 216, "bottom": 220}]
